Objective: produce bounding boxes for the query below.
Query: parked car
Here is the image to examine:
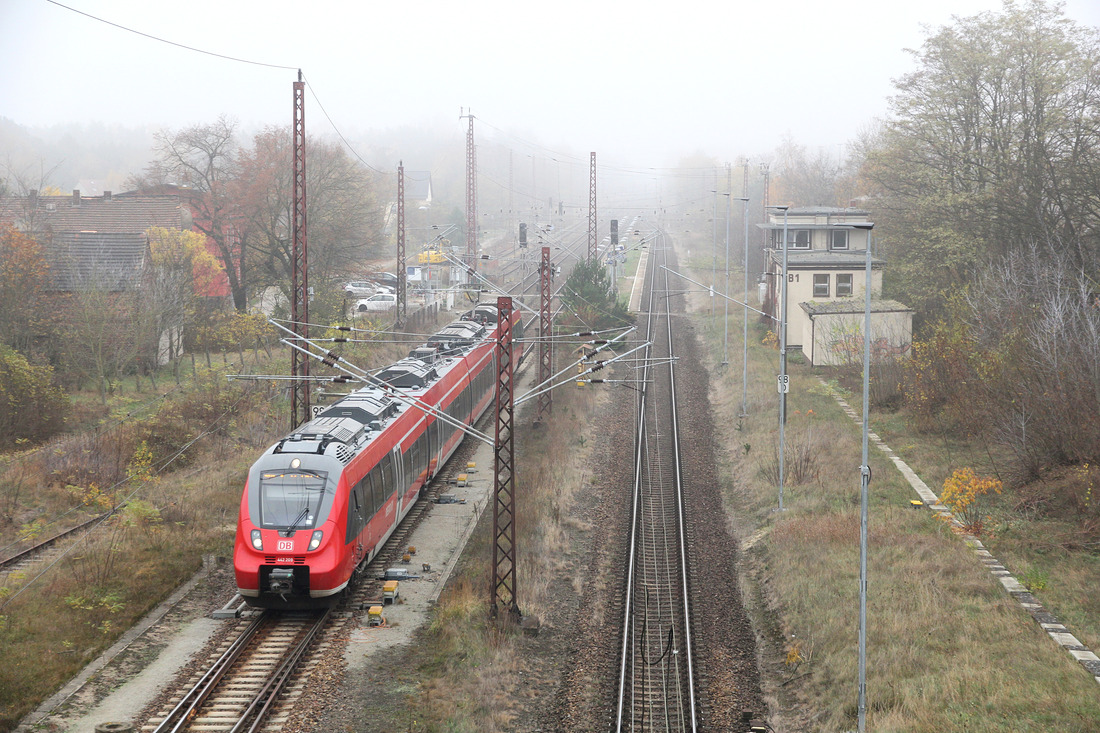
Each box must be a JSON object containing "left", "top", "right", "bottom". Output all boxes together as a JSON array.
[
  {"left": 344, "top": 280, "right": 378, "bottom": 297},
  {"left": 376, "top": 271, "right": 399, "bottom": 288},
  {"left": 355, "top": 293, "right": 397, "bottom": 312}
]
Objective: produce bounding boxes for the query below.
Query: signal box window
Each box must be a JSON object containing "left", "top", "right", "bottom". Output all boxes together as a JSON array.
[
  {"left": 813, "top": 274, "right": 830, "bottom": 298},
  {"left": 829, "top": 230, "right": 849, "bottom": 250},
  {"left": 837, "top": 273, "right": 854, "bottom": 297},
  {"left": 792, "top": 230, "right": 811, "bottom": 249}
]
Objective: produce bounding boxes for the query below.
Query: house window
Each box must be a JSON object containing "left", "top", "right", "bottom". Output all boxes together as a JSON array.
[
  {"left": 837, "top": 273, "right": 853, "bottom": 297},
  {"left": 791, "top": 230, "right": 811, "bottom": 249},
  {"left": 829, "top": 229, "right": 849, "bottom": 250},
  {"left": 813, "top": 274, "right": 830, "bottom": 298}
]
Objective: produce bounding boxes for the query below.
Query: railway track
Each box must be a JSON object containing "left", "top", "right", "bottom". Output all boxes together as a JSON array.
[
  {"left": 140, "top": 412, "right": 489, "bottom": 733},
  {"left": 145, "top": 609, "right": 330, "bottom": 733},
  {"left": 0, "top": 513, "right": 106, "bottom": 581},
  {"left": 615, "top": 238, "right": 699, "bottom": 731}
]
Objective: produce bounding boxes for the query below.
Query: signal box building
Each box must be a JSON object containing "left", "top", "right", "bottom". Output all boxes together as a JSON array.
[{"left": 758, "top": 207, "right": 913, "bottom": 367}]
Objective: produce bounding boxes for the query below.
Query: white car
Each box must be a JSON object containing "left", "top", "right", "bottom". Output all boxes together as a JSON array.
[
  {"left": 355, "top": 293, "right": 397, "bottom": 312},
  {"left": 344, "top": 281, "right": 378, "bottom": 297}
]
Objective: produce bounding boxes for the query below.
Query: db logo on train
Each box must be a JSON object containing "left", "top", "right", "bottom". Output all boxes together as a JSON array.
[{"left": 278, "top": 540, "right": 294, "bottom": 552}]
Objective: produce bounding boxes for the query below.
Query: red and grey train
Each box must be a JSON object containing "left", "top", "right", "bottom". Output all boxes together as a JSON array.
[{"left": 233, "top": 303, "right": 522, "bottom": 609}]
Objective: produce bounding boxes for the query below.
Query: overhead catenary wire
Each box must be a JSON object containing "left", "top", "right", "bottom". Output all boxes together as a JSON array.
[
  {"left": 43, "top": 3, "right": 394, "bottom": 178},
  {"left": 43, "top": 0, "right": 298, "bottom": 70},
  {"left": 302, "top": 74, "right": 391, "bottom": 176},
  {"left": 270, "top": 320, "right": 496, "bottom": 446}
]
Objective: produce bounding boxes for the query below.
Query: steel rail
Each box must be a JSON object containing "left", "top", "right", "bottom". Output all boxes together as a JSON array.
[
  {"left": 0, "top": 513, "right": 106, "bottom": 571},
  {"left": 615, "top": 234, "right": 699, "bottom": 731},
  {"left": 664, "top": 256, "right": 699, "bottom": 731},
  {"left": 614, "top": 232, "right": 655, "bottom": 731},
  {"left": 229, "top": 608, "right": 334, "bottom": 733},
  {"left": 151, "top": 612, "right": 269, "bottom": 733}
]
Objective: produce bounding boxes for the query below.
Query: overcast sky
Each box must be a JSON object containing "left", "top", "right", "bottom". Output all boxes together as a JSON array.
[{"left": 3, "top": 0, "right": 1100, "bottom": 169}]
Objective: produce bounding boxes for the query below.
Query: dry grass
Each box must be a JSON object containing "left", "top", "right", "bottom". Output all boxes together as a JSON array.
[
  {"left": 0, "top": 444, "right": 259, "bottom": 730},
  {"left": 683, "top": 255, "right": 1100, "bottom": 731},
  {"left": 408, "top": 363, "right": 605, "bottom": 730}
]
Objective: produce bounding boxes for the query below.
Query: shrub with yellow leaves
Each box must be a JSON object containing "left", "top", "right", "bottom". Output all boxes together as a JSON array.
[{"left": 940, "top": 467, "right": 1001, "bottom": 535}]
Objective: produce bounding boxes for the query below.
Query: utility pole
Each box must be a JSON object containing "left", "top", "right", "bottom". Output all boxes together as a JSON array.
[
  {"left": 588, "top": 152, "right": 597, "bottom": 261},
  {"left": 711, "top": 172, "right": 718, "bottom": 316},
  {"left": 760, "top": 162, "right": 771, "bottom": 251},
  {"left": 508, "top": 150, "right": 515, "bottom": 263},
  {"left": 492, "top": 296, "right": 520, "bottom": 623},
  {"left": 536, "top": 246, "right": 553, "bottom": 424},
  {"left": 723, "top": 163, "right": 732, "bottom": 366},
  {"left": 290, "top": 70, "right": 310, "bottom": 428},
  {"left": 396, "top": 161, "right": 407, "bottom": 328},
  {"left": 462, "top": 109, "right": 477, "bottom": 278},
  {"left": 741, "top": 158, "right": 751, "bottom": 417}
]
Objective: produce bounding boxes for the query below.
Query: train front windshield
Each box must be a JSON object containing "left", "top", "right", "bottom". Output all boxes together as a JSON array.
[{"left": 258, "top": 470, "right": 329, "bottom": 530}]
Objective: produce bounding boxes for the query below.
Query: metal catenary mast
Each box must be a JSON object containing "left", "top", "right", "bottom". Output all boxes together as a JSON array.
[
  {"left": 492, "top": 296, "right": 520, "bottom": 622},
  {"left": 536, "top": 246, "right": 553, "bottom": 423},
  {"left": 290, "top": 71, "right": 310, "bottom": 428},
  {"left": 588, "top": 152, "right": 597, "bottom": 261},
  {"left": 462, "top": 110, "right": 477, "bottom": 278},
  {"left": 396, "top": 161, "right": 407, "bottom": 327}
]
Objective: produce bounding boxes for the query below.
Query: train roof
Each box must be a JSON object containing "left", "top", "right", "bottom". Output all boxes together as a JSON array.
[
  {"left": 429, "top": 321, "right": 486, "bottom": 342},
  {"left": 266, "top": 309, "right": 501, "bottom": 463},
  {"left": 460, "top": 303, "right": 500, "bottom": 324},
  {"left": 375, "top": 358, "right": 438, "bottom": 388}
]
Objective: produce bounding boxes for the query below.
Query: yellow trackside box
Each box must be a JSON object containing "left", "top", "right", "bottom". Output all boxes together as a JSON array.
[
  {"left": 368, "top": 605, "right": 385, "bottom": 626},
  {"left": 383, "top": 580, "right": 399, "bottom": 604}
]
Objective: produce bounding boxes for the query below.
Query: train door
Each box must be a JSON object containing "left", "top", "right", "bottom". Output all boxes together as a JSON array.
[
  {"left": 428, "top": 402, "right": 442, "bottom": 477},
  {"left": 392, "top": 446, "right": 406, "bottom": 512},
  {"left": 392, "top": 446, "right": 405, "bottom": 492}
]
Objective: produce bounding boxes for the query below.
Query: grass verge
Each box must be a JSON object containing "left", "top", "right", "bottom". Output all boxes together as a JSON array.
[{"left": 687, "top": 257, "right": 1100, "bottom": 731}]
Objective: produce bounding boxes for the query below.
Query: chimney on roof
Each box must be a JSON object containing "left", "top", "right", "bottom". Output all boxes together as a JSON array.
[
  {"left": 72, "top": 189, "right": 80, "bottom": 206},
  {"left": 104, "top": 191, "right": 112, "bottom": 201},
  {"left": 28, "top": 190, "right": 37, "bottom": 205}
]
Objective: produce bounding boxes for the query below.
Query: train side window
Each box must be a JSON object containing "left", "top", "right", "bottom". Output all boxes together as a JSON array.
[
  {"left": 365, "top": 467, "right": 378, "bottom": 514},
  {"left": 352, "top": 481, "right": 365, "bottom": 538},
  {"left": 365, "top": 469, "right": 378, "bottom": 515},
  {"left": 380, "top": 454, "right": 394, "bottom": 498},
  {"left": 414, "top": 433, "right": 426, "bottom": 475}
]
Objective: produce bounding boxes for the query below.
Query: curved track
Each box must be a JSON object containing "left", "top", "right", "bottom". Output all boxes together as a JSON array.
[
  {"left": 140, "top": 413, "right": 489, "bottom": 733},
  {"left": 0, "top": 513, "right": 105, "bottom": 579}
]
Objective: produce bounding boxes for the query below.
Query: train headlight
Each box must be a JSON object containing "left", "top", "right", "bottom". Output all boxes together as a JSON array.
[
  {"left": 250, "top": 529, "right": 263, "bottom": 551},
  {"left": 308, "top": 530, "right": 324, "bottom": 551}
]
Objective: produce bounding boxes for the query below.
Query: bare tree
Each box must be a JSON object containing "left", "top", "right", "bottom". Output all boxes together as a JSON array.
[
  {"left": 772, "top": 134, "right": 844, "bottom": 207},
  {"left": 139, "top": 116, "right": 248, "bottom": 310},
  {"left": 234, "top": 126, "right": 384, "bottom": 319}
]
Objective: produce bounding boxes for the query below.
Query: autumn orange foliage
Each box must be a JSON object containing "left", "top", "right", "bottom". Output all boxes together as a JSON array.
[{"left": 940, "top": 467, "right": 1002, "bottom": 535}]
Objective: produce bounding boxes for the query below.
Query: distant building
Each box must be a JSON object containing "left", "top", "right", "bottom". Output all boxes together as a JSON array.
[
  {"left": 0, "top": 189, "right": 188, "bottom": 237},
  {"left": 0, "top": 189, "right": 226, "bottom": 364},
  {"left": 46, "top": 231, "right": 150, "bottom": 293},
  {"left": 758, "top": 206, "right": 913, "bottom": 367}
]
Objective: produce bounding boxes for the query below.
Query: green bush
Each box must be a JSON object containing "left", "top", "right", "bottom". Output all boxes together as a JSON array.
[{"left": 0, "top": 344, "right": 68, "bottom": 449}]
